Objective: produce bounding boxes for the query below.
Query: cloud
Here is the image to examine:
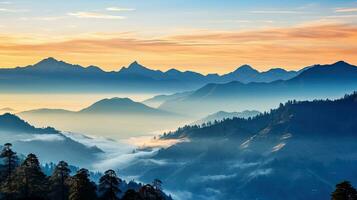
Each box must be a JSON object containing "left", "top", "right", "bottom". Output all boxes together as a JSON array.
[
  {"left": 0, "top": 1, "right": 12, "bottom": 4},
  {"left": 0, "top": 7, "right": 28, "bottom": 12},
  {"left": 335, "top": 8, "right": 357, "bottom": 13},
  {"left": 68, "top": 11, "right": 126, "bottom": 19},
  {"left": 165, "top": 190, "right": 193, "bottom": 200},
  {"left": 190, "top": 174, "right": 237, "bottom": 183},
  {"left": 20, "top": 16, "right": 66, "bottom": 21},
  {"left": 21, "top": 134, "right": 65, "bottom": 142},
  {"left": 272, "top": 142, "right": 286, "bottom": 152},
  {"left": 106, "top": 7, "right": 135, "bottom": 12},
  {"left": 249, "top": 168, "right": 273, "bottom": 177},
  {"left": 326, "top": 15, "right": 357, "bottom": 19},
  {"left": 250, "top": 10, "right": 302, "bottom": 14},
  {"left": 201, "top": 174, "right": 237, "bottom": 181},
  {"left": 230, "top": 161, "right": 260, "bottom": 169}
]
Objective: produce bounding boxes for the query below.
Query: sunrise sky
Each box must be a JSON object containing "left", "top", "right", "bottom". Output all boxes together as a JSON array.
[{"left": 0, "top": 0, "right": 356, "bottom": 74}]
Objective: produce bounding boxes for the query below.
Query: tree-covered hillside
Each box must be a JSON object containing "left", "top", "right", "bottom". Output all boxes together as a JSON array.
[
  {"left": 0, "top": 144, "right": 173, "bottom": 200},
  {"left": 122, "top": 92, "right": 357, "bottom": 200}
]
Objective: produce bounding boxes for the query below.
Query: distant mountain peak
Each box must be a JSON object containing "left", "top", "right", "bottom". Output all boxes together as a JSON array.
[
  {"left": 119, "top": 61, "right": 153, "bottom": 73},
  {"left": 131, "top": 60, "right": 139, "bottom": 65},
  {"left": 333, "top": 60, "right": 352, "bottom": 67},
  {"left": 36, "top": 57, "right": 63, "bottom": 65},
  {"left": 127, "top": 61, "right": 146, "bottom": 69},
  {"left": 1, "top": 113, "right": 21, "bottom": 121},
  {"left": 31, "top": 57, "right": 77, "bottom": 71},
  {"left": 235, "top": 64, "right": 257, "bottom": 72},
  {"left": 266, "top": 68, "right": 288, "bottom": 73},
  {"left": 166, "top": 68, "right": 181, "bottom": 74},
  {"left": 100, "top": 97, "right": 134, "bottom": 103},
  {"left": 79, "top": 97, "right": 158, "bottom": 114}
]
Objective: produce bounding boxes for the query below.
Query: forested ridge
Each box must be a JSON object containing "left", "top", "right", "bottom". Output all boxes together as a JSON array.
[{"left": 0, "top": 143, "right": 172, "bottom": 200}]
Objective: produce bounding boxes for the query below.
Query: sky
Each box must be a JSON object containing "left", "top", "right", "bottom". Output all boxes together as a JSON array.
[{"left": 0, "top": 0, "right": 356, "bottom": 74}]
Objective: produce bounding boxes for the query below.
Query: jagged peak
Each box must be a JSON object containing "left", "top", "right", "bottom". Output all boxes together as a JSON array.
[
  {"left": 128, "top": 61, "right": 146, "bottom": 69},
  {"left": 119, "top": 61, "right": 153, "bottom": 73}
]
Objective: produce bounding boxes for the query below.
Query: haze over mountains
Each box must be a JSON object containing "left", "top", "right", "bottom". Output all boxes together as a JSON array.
[
  {"left": 1, "top": 58, "right": 357, "bottom": 200},
  {"left": 122, "top": 92, "right": 357, "bottom": 200},
  {"left": 158, "top": 61, "right": 357, "bottom": 116},
  {"left": 0, "top": 57, "right": 305, "bottom": 93},
  {"left": 0, "top": 113, "right": 102, "bottom": 166},
  {"left": 18, "top": 97, "right": 187, "bottom": 139},
  {"left": 5, "top": 59, "right": 356, "bottom": 138}
]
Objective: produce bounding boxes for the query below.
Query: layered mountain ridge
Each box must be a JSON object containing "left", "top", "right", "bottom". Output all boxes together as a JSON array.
[{"left": 0, "top": 57, "right": 306, "bottom": 92}]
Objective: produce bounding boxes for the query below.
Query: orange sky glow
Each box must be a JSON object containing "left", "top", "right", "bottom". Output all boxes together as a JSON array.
[{"left": 0, "top": 22, "right": 356, "bottom": 74}]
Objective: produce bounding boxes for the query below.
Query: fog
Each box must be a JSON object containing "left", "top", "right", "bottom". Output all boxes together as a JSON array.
[
  {"left": 18, "top": 113, "right": 192, "bottom": 139},
  {"left": 0, "top": 92, "right": 157, "bottom": 111}
]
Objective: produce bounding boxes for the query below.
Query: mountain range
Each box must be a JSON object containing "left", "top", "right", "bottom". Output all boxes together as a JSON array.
[
  {"left": 0, "top": 57, "right": 305, "bottom": 93},
  {"left": 18, "top": 97, "right": 187, "bottom": 139},
  {"left": 121, "top": 92, "right": 357, "bottom": 200},
  {"left": 158, "top": 61, "right": 357, "bottom": 116},
  {"left": 20, "top": 97, "right": 175, "bottom": 116},
  {"left": 0, "top": 113, "right": 102, "bottom": 166}
]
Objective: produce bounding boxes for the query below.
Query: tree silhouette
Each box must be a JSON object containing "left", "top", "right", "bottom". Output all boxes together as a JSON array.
[
  {"left": 0, "top": 143, "right": 18, "bottom": 179},
  {"left": 0, "top": 143, "right": 19, "bottom": 199},
  {"left": 69, "top": 168, "right": 97, "bottom": 200},
  {"left": 122, "top": 189, "right": 143, "bottom": 200},
  {"left": 152, "top": 179, "right": 162, "bottom": 191},
  {"left": 49, "top": 161, "right": 71, "bottom": 200},
  {"left": 139, "top": 184, "right": 165, "bottom": 200},
  {"left": 332, "top": 181, "right": 357, "bottom": 200},
  {"left": 98, "top": 169, "right": 121, "bottom": 200},
  {"left": 12, "top": 153, "right": 48, "bottom": 200},
  {"left": 0, "top": 145, "right": 172, "bottom": 200}
]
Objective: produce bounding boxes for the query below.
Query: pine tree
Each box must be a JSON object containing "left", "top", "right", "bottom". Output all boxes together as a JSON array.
[
  {"left": 98, "top": 169, "right": 121, "bottom": 200},
  {"left": 332, "top": 181, "right": 357, "bottom": 200},
  {"left": 49, "top": 161, "right": 71, "bottom": 200},
  {"left": 69, "top": 168, "right": 97, "bottom": 200},
  {"left": 0, "top": 143, "right": 18, "bottom": 180},
  {"left": 139, "top": 184, "right": 165, "bottom": 200},
  {"left": 0, "top": 143, "right": 19, "bottom": 199},
  {"left": 152, "top": 179, "right": 162, "bottom": 191},
  {"left": 12, "top": 153, "right": 48, "bottom": 200},
  {"left": 122, "top": 189, "right": 143, "bottom": 200}
]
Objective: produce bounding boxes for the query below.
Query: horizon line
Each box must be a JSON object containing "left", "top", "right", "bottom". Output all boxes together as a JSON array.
[{"left": 3, "top": 56, "right": 352, "bottom": 75}]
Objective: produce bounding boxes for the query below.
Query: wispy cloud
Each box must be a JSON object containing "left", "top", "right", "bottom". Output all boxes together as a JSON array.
[
  {"left": 326, "top": 15, "right": 357, "bottom": 19},
  {"left": 21, "top": 134, "right": 65, "bottom": 142},
  {"left": 20, "top": 16, "right": 67, "bottom": 21},
  {"left": 0, "top": 7, "right": 28, "bottom": 12},
  {"left": 335, "top": 8, "right": 357, "bottom": 13},
  {"left": 208, "top": 19, "right": 274, "bottom": 24},
  {"left": 106, "top": 7, "right": 135, "bottom": 12},
  {"left": 68, "top": 11, "right": 126, "bottom": 19},
  {"left": 250, "top": 10, "right": 302, "bottom": 14},
  {"left": 0, "top": 1, "right": 12, "bottom": 4}
]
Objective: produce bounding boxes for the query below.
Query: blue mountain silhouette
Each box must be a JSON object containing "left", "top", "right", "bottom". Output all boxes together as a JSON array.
[
  {"left": 0, "top": 113, "right": 102, "bottom": 166},
  {"left": 0, "top": 57, "right": 304, "bottom": 92},
  {"left": 158, "top": 61, "right": 357, "bottom": 116}
]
